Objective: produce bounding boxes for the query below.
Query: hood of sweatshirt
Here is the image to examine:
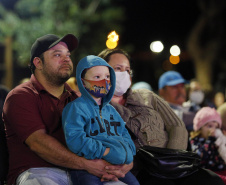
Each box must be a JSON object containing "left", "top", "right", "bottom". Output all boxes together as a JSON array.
[{"left": 76, "top": 55, "right": 116, "bottom": 107}]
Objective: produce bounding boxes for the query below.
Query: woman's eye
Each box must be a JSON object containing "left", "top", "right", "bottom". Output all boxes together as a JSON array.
[{"left": 114, "top": 67, "right": 121, "bottom": 71}]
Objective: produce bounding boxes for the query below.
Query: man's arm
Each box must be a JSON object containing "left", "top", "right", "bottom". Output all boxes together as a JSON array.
[{"left": 26, "top": 129, "right": 124, "bottom": 181}]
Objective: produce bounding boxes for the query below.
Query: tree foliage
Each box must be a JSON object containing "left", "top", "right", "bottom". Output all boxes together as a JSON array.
[
  {"left": 0, "top": 0, "right": 125, "bottom": 66},
  {"left": 187, "top": 0, "right": 226, "bottom": 92}
]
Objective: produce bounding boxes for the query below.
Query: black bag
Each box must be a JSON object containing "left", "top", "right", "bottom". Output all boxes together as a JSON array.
[{"left": 137, "top": 145, "right": 201, "bottom": 179}]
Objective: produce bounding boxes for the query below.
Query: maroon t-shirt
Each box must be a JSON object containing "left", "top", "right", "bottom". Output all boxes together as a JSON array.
[{"left": 2, "top": 74, "right": 78, "bottom": 185}]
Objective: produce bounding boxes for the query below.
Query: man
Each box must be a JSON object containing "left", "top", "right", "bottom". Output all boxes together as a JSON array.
[
  {"left": 2, "top": 34, "right": 131, "bottom": 185},
  {"left": 158, "top": 71, "right": 195, "bottom": 133}
]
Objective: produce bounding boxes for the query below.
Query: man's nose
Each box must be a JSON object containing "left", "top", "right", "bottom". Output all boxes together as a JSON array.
[
  {"left": 63, "top": 56, "right": 71, "bottom": 62},
  {"left": 177, "top": 87, "right": 185, "bottom": 92}
]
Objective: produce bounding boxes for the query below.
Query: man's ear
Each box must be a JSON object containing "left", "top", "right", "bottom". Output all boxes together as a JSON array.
[{"left": 33, "top": 57, "right": 43, "bottom": 70}]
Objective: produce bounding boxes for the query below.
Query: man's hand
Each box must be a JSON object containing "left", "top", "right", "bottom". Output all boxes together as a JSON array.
[
  {"left": 84, "top": 159, "right": 119, "bottom": 181},
  {"left": 101, "top": 162, "right": 134, "bottom": 182}
]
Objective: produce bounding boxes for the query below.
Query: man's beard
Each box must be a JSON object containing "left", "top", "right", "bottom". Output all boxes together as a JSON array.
[
  {"left": 175, "top": 93, "right": 186, "bottom": 105},
  {"left": 42, "top": 69, "right": 72, "bottom": 86}
]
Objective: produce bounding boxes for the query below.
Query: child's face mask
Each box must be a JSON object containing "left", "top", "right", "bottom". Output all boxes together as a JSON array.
[{"left": 83, "top": 78, "right": 111, "bottom": 98}]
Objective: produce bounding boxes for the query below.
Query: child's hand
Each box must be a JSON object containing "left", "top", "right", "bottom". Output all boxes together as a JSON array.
[
  {"left": 223, "top": 130, "right": 226, "bottom": 136},
  {"left": 208, "top": 130, "right": 215, "bottom": 137},
  {"left": 103, "top": 148, "right": 110, "bottom": 156},
  {"left": 215, "top": 129, "right": 224, "bottom": 146},
  {"left": 214, "top": 129, "right": 226, "bottom": 163},
  {"left": 215, "top": 128, "right": 223, "bottom": 138}
]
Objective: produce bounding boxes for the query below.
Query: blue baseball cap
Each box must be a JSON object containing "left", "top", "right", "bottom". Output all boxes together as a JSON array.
[{"left": 158, "top": 71, "right": 186, "bottom": 89}]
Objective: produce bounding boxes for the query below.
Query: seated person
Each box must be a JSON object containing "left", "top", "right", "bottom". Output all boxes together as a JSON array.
[
  {"left": 183, "top": 79, "right": 205, "bottom": 112},
  {"left": 190, "top": 107, "right": 226, "bottom": 184},
  {"left": 158, "top": 71, "right": 196, "bottom": 133},
  {"left": 62, "top": 55, "right": 139, "bottom": 185}
]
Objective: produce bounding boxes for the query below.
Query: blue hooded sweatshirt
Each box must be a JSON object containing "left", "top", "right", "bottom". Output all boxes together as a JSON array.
[{"left": 62, "top": 55, "right": 136, "bottom": 164}]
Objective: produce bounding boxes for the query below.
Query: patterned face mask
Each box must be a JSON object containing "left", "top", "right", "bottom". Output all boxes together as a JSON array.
[{"left": 83, "top": 78, "right": 111, "bottom": 98}]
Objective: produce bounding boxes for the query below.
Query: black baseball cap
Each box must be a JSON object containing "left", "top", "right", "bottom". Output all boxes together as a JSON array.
[{"left": 30, "top": 33, "right": 78, "bottom": 64}]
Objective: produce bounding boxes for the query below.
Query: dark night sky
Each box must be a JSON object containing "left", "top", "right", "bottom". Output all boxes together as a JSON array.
[
  {"left": 118, "top": 0, "right": 201, "bottom": 90},
  {"left": 121, "top": 0, "right": 200, "bottom": 50}
]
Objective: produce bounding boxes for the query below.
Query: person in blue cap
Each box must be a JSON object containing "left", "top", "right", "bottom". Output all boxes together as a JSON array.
[{"left": 158, "top": 71, "right": 195, "bottom": 133}]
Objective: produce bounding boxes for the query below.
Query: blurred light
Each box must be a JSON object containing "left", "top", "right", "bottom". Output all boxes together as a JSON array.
[
  {"left": 150, "top": 41, "right": 164, "bottom": 53},
  {"left": 108, "top": 31, "right": 119, "bottom": 42},
  {"left": 106, "top": 39, "right": 117, "bottom": 49},
  {"left": 169, "top": 55, "right": 180, "bottom": 64},
  {"left": 106, "top": 31, "right": 119, "bottom": 49},
  {"left": 170, "top": 45, "right": 180, "bottom": 56}
]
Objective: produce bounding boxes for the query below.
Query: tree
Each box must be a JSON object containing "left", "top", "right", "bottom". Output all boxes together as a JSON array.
[
  {"left": 0, "top": 4, "right": 20, "bottom": 88},
  {"left": 187, "top": 0, "right": 226, "bottom": 93},
  {"left": 0, "top": 0, "right": 125, "bottom": 87}
]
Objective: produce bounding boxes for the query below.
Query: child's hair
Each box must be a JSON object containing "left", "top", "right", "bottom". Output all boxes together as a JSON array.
[
  {"left": 81, "top": 69, "right": 88, "bottom": 79},
  {"left": 190, "top": 130, "right": 201, "bottom": 139},
  {"left": 193, "top": 107, "right": 222, "bottom": 131}
]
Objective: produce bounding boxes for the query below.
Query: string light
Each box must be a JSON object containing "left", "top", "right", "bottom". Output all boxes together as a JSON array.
[{"left": 106, "top": 31, "right": 119, "bottom": 49}]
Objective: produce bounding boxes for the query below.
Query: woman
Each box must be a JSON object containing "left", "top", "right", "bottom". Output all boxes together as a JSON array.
[{"left": 98, "top": 48, "right": 224, "bottom": 185}]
